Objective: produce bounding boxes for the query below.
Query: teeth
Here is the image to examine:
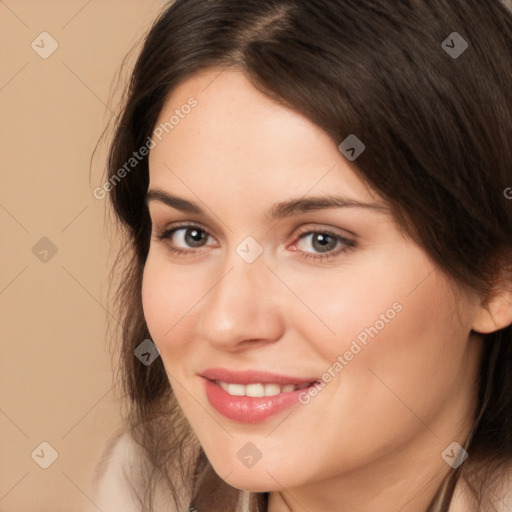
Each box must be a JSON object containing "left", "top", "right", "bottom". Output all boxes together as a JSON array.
[
  {"left": 216, "top": 380, "right": 312, "bottom": 397},
  {"left": 227, "top": 383, "right": 245, "bottom": 396},
  {"left": 246, "top": 383, "right": 265, "bottom": 397},
  {"left": 264, "top": 384, "right": 281, "bottom": 396}
]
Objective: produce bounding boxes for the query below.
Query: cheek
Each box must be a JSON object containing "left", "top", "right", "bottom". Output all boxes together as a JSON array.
[
  {"left": 141, "top": 254, "right": 200, "bottom": 353},
  {"left": 275, "top": 245, "right": 429, "bottom": 361},
  {"left": 291, "top": 247, "right": 469, "bottom": 418},
  {"left": 358, "top": 268, "right": 465, "bottom": 378},
  {"left": 326, "top": 267, "right": 469, "bottom": 433}
]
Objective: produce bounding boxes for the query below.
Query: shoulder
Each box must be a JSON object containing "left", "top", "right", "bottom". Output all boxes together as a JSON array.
[
  {"left": 92, "top": 428, "right": 196, "bottom": 512},
  {"left": 91, "top": 430, "right": 145, "bottom": 512}
]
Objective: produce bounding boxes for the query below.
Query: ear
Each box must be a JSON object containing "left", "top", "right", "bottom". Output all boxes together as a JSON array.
[{"left": 472, "top": 277, "right": 512, "bottom": 334}]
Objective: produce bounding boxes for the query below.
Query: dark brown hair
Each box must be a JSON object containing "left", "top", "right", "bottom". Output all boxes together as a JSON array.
[{"left": 103, "top": 0, "right": 512, "bottom": 510}]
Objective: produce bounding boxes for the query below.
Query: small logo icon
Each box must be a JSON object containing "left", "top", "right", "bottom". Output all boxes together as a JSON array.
[
  {"left": 32, "top": 237, "right": 58, "bottom": 263},
  {"left": 441, "top": 32, "right": 468, "bottom": 59},
  {"left": 236, "top": 236, "right": 263, "bottom": 264},
  {"left": 237, "top": 442, "right": 263, "bottom": 468},
  {"left": 31, "top": 441, "right": 59, "bottom": 469},
  {"left": 134, "top": 338, "right": 161, "bottom": 366},
  {"left": 338, "top": 134, "right": 365, "bottom": 161},
  {"left": 31, "top": 32, "right": 59, "bottom": 59},
  {"left": 441, "top": 441, "right": 468, "bottom": 468}
]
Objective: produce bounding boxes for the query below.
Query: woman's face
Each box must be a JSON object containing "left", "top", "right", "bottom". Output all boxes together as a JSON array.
[{"left": 142, "top": 68, "right": 483, "bottom": 494}]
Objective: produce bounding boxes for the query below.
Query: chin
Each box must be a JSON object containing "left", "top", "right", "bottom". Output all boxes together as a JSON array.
[{"left": 219, "top": 468, "right": 290, "bottom": 493}]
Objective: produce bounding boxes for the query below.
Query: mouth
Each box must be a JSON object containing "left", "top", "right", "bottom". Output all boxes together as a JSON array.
[{"left": 201, "top": 376, "right": 321, "bottom": 423}]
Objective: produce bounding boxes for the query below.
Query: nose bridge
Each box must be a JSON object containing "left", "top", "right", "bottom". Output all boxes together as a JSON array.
[{"left": 196, "top": 242, "right": 284, "bottom": 347}]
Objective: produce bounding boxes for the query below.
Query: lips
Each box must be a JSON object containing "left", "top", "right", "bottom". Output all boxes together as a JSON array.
[{"left": 200, "top": 368, "right": 320, "bottom": 423}]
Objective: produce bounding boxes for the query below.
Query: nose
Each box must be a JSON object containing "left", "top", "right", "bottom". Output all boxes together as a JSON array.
[{"left": 196, "top": 246, "right": 285, "bottom": 351}]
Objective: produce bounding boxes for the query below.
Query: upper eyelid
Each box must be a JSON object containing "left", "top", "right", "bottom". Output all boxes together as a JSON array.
[
  {"left": 294, "top": 224, "right": 356, "bottom": 240},
  {"left": 154, "top": 221, "right": 352, "bottom": 236}
]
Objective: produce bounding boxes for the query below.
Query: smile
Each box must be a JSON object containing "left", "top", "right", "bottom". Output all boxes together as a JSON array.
[
  {"left": 215, "top": 380, "right": 313, "bottom": 397},
  {"left": 202, "top": 377, "right": 320, "bottom": 423}
]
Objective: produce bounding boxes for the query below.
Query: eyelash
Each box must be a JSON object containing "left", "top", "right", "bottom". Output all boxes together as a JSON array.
[{"left": 154, "top": 222, "right": 356, "bottom": 262}]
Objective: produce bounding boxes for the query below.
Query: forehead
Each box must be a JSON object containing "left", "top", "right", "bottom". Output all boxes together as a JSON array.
[{"left": 148, "top": 68, "right": 380, "bottom": 207}]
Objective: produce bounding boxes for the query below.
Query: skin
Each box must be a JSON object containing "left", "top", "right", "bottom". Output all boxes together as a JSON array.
[{"left": 141, "top": 68, "right": 509, "bottom": 512}]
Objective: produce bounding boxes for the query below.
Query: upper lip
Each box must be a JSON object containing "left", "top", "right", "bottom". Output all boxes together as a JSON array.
[{"left": 200, "top": 368, "right": 318, "bottom": 385}]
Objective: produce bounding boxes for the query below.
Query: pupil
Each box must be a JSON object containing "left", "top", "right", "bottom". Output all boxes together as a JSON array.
[
  {"left": 185, "top": 228, "right": 206, "bottom": 247},
  {"left": 313, "top": 233, "right": 336, "bottom": 252}
]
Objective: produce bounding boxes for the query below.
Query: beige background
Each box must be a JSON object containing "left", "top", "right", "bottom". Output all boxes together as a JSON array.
[{"left": 0, "top": 1, "right": 166, "bottom": 510}]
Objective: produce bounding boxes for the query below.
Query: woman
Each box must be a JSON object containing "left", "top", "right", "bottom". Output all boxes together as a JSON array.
[{"left": 92, "top": 0, "right": 512, "bottom": 510}]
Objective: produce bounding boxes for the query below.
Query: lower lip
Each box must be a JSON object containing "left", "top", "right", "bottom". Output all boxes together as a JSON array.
[{"left": 203, "top": 378, "right": 314, "bottom": 423}]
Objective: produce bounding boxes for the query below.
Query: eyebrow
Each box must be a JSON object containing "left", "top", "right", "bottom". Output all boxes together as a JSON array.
[{"left": 146, "top": 189, "right": 388, "bottom": 219}]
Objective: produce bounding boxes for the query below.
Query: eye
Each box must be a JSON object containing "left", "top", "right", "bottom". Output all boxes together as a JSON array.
[
  {"left": 153, "top": 222, "right": 356, "bottom": 262},
  {"left": 290, "top": 228, "right": 356, "bottom": 262},
  {"left": 154, "top": 223, "right": 216, "bottom": 255}
]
